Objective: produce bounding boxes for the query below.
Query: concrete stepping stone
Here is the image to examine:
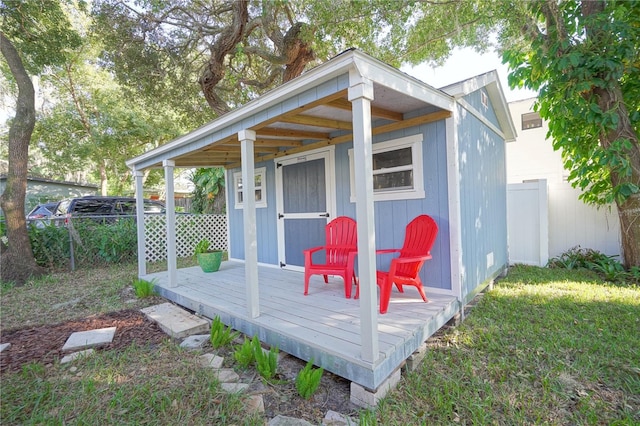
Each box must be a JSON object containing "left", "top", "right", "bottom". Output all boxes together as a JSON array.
[
  {"left": 62, "top": 327, "right": 116, "bottom": 351},
  {"left": 214, "top": 368, "right": 240, "bottom": 383},
  {"left": 181, "top": 334, "right": 210, "bottom": 349},
  {"left": 141, "top": 303, "right": 209, "bottom": 339},
  {"left": 199, "top": 353, "right": 224, "bottom": 369},
  {"left": 268, "top": 415, "right": 313, "bottom": 425},
  {"left": 0, "top": 343, "right": 10, "bottom": 353},
  {"left": 61, "top": 349, "right": 95, "bottom": 364},
  {"left": 245, "top": 395, "right": 265, "bottom": 414},
  {"left": 221, "top": 382, "right": 249, "bottom": 393},
  {"left": 323, "top": 410, "right": 358, "bottom": 425}
]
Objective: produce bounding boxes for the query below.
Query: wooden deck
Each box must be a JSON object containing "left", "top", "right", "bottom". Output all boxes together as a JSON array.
[{"left": 143, "top": 260, "right": 460, "bottom": 390}]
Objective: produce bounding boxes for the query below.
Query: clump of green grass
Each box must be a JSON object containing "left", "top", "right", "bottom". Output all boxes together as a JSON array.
[
  {"left": 132, "top": 278, "right": 157, "bottom": 298},
  {"left": 233, "top": 337, "right": 255, "bottom": 369},
  {"left": 376, "top": 264, "right": 640, "bottom": 425},
  {"left": 253, "top": 336, "right": 278, "bottom": 380},
  {"left": 296, "top": 358, "right": 323, "bottom": 400},
  {"left": 209, "top": 316, "right": 240, "bottom": 349}
]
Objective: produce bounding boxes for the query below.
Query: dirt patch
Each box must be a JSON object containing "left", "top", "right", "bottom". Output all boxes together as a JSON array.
[{"left": 0, "top": 309, "right": 359, "bottom": 421}]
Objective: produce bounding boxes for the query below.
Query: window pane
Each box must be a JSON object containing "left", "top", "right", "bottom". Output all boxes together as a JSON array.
[
  {"left": 238, "top": 191, "right": 243, "bottom": 203},
  {"left": 373, "top": 147, "right": 412, "bottom": 170},
  {"left": 373, "top": 170, "right": 413, "bottom": 191},
  {"left": 255, "top": 189, "right": 262, "bottom": 201},
  {"left": 236, "top": 177, "right": 243, "bottom": 190},
  {"left": 254, "top": 174, "right": 262, "bottom": 187},
  {"left": 522, "top": 112, "right": 542, "bottom": 130}
]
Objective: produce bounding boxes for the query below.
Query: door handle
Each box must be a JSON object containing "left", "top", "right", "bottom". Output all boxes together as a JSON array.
[{"left": 319, "top": 213, "right": 330, "bottom": 217}]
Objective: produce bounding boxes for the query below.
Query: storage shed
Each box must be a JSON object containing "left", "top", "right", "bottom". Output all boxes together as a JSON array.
[{"left": 127, "top": 49, "right": 516, "bottom": 405}]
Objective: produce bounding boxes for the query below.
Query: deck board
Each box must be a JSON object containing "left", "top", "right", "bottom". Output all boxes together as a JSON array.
[{"left": 144, "top": 260, "right": 460, "bottom": 389}]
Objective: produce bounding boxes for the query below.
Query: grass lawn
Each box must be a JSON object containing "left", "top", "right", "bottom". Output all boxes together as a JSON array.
[{"left": 1, "top": 262, "right": 638, "bottom": 425}]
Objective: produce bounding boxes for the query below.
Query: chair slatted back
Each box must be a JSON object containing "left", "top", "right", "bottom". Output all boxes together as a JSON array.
[
  {"left": 397, "top": 215, "right": 438, "bottom": 277},
  {"left": 325, "top": 216, "right": 357, "bottom": 266}
]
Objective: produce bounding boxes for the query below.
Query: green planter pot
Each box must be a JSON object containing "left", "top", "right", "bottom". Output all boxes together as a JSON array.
[{"left": 197, "top": 250, "right": 223, "bottom": 272}]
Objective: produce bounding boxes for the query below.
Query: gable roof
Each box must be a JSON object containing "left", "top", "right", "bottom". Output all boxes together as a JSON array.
[
  {"left": 439, "top": 70, "right": 517, "bottom": 141},
  {"left": 127, "top": 50, "right": 515, "bottom": 170}
]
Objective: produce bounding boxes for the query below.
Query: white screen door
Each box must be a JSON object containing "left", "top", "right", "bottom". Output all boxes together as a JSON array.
[{"left": 275, "top": 148, "right": 335, "bottom": 270}]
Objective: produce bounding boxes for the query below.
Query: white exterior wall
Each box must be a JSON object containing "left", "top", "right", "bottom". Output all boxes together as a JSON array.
[
  {"left": 506, "top": 98, "right": 622, "bottom": 264},
  {"left": 506, "top": 99, "right": 566, "bottom": 184}
]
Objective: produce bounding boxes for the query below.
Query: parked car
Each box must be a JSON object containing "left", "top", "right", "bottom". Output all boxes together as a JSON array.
[
  {"left": 27, "top": 202, "right": 60, "bottom": 228},
  {"left": 52, "top": 196, "right": 165, "bottom": 225}
]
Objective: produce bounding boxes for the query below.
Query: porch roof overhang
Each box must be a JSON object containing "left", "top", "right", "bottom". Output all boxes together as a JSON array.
[{"left": 126, "top": 49, "right": 455, "bottom": 172}]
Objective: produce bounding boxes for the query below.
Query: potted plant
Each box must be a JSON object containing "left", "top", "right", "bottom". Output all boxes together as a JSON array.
[{"left": 194, "top": 238, "right": 223, "bottom": 272}]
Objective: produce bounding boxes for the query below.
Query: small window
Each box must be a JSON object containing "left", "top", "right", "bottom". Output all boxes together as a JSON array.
[
  {"left": 348, "top": 134, "right": 425, "bottom": 202},
  {"left": 522, "top": 112, "right": 542, "bottom": 130},
  {"left": 234, "top": 167, "right": 267, "bottom": 209},
  {"left": 481, "top": 91, "right": 488, "bottom": 109}
]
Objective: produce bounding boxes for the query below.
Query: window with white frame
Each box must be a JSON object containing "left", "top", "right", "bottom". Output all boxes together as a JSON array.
[
  {"left": 233, "top": 167, "right": 267, "bottom": 209},
  {"left": 348, "top": 134, "right": 425, "bottom": 202}
]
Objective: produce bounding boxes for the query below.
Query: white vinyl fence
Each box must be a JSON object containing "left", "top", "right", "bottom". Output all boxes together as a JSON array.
[
  {"left": 507, "top": 179, "right": 621, "bottom": 266},
  {"left": 145, "top": 214, "right": 227, "bottom": 262}
]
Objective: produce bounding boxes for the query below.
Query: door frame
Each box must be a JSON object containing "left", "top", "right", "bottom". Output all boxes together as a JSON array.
[{"left": 275, "top": 146, "right": 337, "bottom": 271}]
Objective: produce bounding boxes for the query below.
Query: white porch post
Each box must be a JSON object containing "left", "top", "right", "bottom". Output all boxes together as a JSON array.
[
  {"left": 163, "top": 160, "right": 177, "bottom": 288},
  {"left": 133, "top": 169, "right": 146, "bottom": 277},
  {"left": 239, "top": 129, "right": 259, "bottom": 318},
  {"left": 445, "top": 115, "right": 464, "bottom": 306},
  {"left": 348, "top": 71, "right": 379, "bottom": 363}
]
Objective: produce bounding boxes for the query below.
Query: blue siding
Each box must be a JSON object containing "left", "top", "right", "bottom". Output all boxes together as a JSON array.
[
  {"left": 228, "top": 120, "right": 453, "bottom": 292},
  {"left": 227, "top": 160, "right": 279, "bottom": 264},
  {"left": 463, "top": 89, "right": 500, "bottom": 129},
  {"left": 456, "top": 103, "right": 508, "bottom": 300},
  {"left": 334, "top": 121, "right": 452, "bottom": 291}
]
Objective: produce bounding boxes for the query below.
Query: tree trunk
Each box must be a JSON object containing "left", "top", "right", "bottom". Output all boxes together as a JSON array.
[
  {"left": 593, "top": 85, "right": 640, "bottom": 268},
  {"left": 582, "top": 1, "right": 640, "bottom": 267},
  {"left": 100, "top": 161, "right": 108, "bottom": 196},
  {"left": 0, "top": 32, "right": 45, "bottom": 285}
]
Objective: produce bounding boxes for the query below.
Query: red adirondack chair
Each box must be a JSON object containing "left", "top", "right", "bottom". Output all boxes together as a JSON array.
[
  {"left": 356, "top": 215, "right": 438, "bottom": 314},
  {"left": 303, "top": 216, "right": 358, "bottom": 298}
]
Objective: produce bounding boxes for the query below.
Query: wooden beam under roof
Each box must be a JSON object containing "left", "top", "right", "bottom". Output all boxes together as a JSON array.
[
  {"left": 327, "top": 98, "right": 404, "bottom": 122},
  {"left": 256, "top": 127, "right": 330, "bottom": 140},
  {"left": 278, "top": 114, "right": 353, "bottom": 131},
  {"left": 226, "top": 110, "right": 451, "bottom": 169}
]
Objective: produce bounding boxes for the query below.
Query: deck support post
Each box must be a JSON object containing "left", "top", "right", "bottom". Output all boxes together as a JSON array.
[
  {"left": 163, "top": 160, "right": 177, "bottom": 287},
  {"left": 239, "top": 129, "right": 260, "bottom": 318},
  {"left": 349, "top": 71, "right": 379, "bottom": 363},
  {"left": 133, "top": 169, "right": 146, "bottom": 277},
  {"left": 445, "top": 115, "right": 464, "bottom": 304}
]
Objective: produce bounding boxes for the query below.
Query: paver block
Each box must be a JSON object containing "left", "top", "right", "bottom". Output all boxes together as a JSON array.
[
  {"left": 323, "top": 410, "right": 357, "bottom": 426},
  {"left": 221, "top": 382, "right": 249, "bottom": 393},
  {"left": 245, "top": 395, "right": 265, "bottom": 414},
  {"left": 62, "top": 327, "right": 116, "bottom": 351},
  {"left": 350, "top": 368, "right": 401, "bottom": 408},
  {"left": 0, "top": 343, "right": 11, "bottom": 353},
  {"left": 403, "top": 342, "right": 428, "bottom": 373},
  {"left": 61, "top": 349, "right": 95, "bottom": 364},
  {"left": 141, "top": 303, "right": 209, "bottom": 339},
  {"left": 214, "top": 368, "right": 240, "bottom": 383},
  {"left": 199, "top": 353, "right": 224, "bottom": 369},
  {"left": 268, "top": 415, "right": 313, "bottom": 426},
  {"left": 181, "top": 334, "right": 210, "bottom": 349}
]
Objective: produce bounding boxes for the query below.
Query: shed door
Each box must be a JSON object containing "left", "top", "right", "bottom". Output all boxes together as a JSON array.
[{"left": 275, "top": 148, "right": 336, "bottom": 271}]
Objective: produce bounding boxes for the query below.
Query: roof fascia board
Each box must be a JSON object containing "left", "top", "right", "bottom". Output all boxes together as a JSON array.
[
  {"left": 440, "top": 71, "right": 517, "bottom": 141},
  {"left": 351, "top": 51, "right": 455, "bottom": 112},
  {"left": 127, "top": 51, "right": 360, "bottom": 170}
]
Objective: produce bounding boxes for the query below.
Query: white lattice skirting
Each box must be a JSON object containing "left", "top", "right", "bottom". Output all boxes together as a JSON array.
[{"left": 144, "top": 214, "right": 227, "bottom": 263}]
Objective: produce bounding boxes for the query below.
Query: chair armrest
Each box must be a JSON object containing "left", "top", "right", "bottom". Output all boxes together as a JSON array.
[
  {"left": 391, "top": 254, "right": 432, "bottom": 264},
  {"left": 376, "top": 249, "right": 401, "bottom": 256},
  {"left": 303, "top": 246, "right": 325, "bottom": 255}
]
